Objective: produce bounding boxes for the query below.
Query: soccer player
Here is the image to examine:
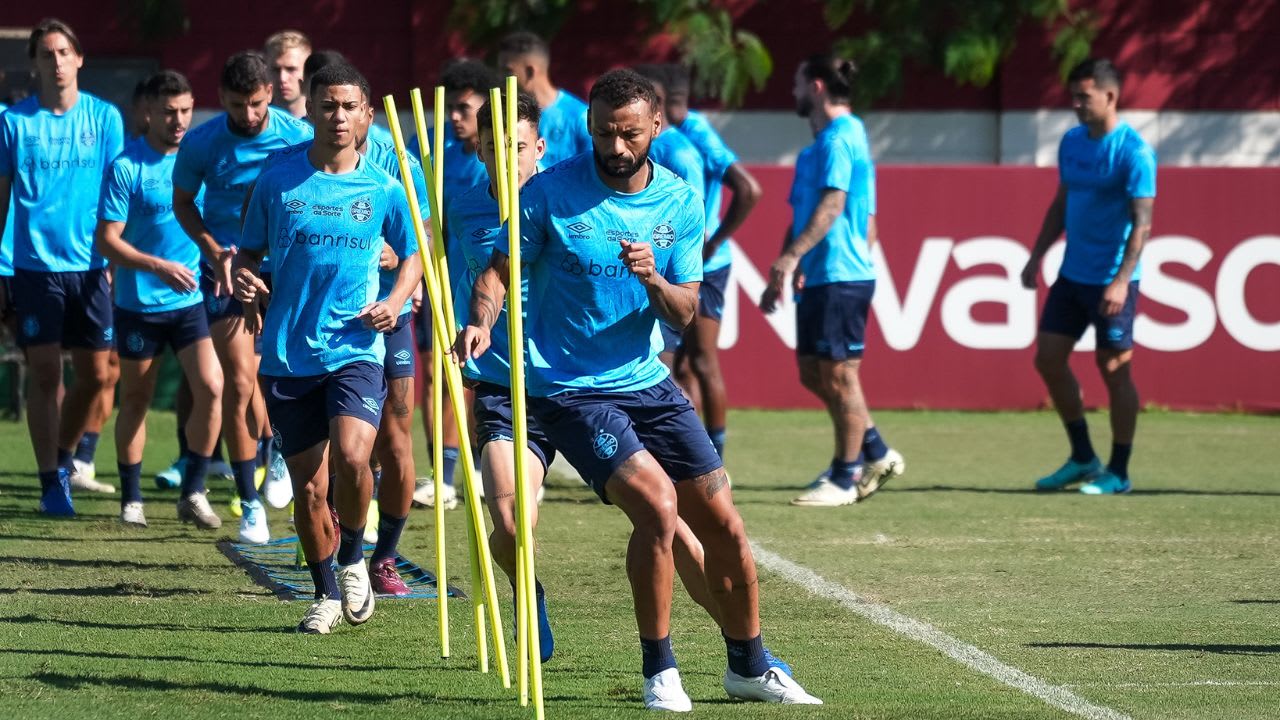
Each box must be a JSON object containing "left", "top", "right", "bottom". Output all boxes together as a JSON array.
[
  {"left": 495, "top": 31, "right": 590, "bottom": 168},
  {"left": 0, "top": 18, "right": 124, "bottom": 515},
  {"left": 173, "top": 51, "right": 313, "bottom": 534},
  {"left": 95, "top": 70, "right": 230, "bottom": 533},
  {"left": 1021, "top": 58, "right": 1155, "bottom": 495},
  {"left": 235, "top": 62, "right": 419, "bottom": 634},
  {"left": 760, "top": 55, "right": 905, "bottom": 508},
  {"left": 455, "top": 69, "right": 820, "bottom": 710},
  {"left": 264, "top": 30, "right": 311, "bottom": 120},
  {"left": 664, "top": 64, "right": 763, "bottom": 461}
]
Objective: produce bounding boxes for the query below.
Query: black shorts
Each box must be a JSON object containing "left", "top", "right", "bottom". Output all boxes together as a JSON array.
[
  {"left": 795, "top": 280, "right": 874, "bottom": 360},
  {"left": 115, "top": 304, "right": 210, "bottom": 360},
  {"left": 262, "top": 361, "right": 387, "bottom": 457},
  {"left": 13, "top": 268, "right": 114, "bottom": 350},
  {"left": 1039, "top": 277, "right": 1139, "bottom": 350},
  {"left": 472, "top": 380, "right": 557, "bottom": 471}
]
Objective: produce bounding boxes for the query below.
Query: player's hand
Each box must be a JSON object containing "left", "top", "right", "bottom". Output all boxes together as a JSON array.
[
  {"left": 1100, "top": 279, "right": 1128, "bottom": 317},
  {"left": 358, "top": 301, "right": 396, "bottom": 333},
  {"left": 212, "top": 246, "right": 237, "bottom": 297},
  {"left": 770, "top": 252, "right": 800, "bottom": 280},
  {"left": 1020, "top": 257, "right": 1040, "bottom": 290},
  {"left": 155, "top": 260, "right": 198, "bottom": 294},
  {"left": 411, "top": 283, "right": 424, "bottom": 313},
  {"left": 380, "top": 242, "right": 399, "bottom": 271},
  {"left": 619, "top": 241, "right": 658, "bottom": 286},
  {"left": 234, "top": 268, "right": 269, "bottom": 303},
  {"left": 792, "top": 271, "right": 806, "bottom": 295},
  {"left": 451, "top": 324, "right": 491, "bottom": 365},
  {"left": 243, "top": 304, "right": 263, "bottom": 335},
  {"left": 759, "top": 283, "right": 783, "bottom": 314}
]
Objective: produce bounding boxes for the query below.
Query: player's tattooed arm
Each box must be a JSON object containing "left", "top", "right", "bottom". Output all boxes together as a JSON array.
[
  {"left": 452, "top": 250, "right": 511, "bottom": 365},
  {"left": 1022, "top": 183, "right": 1067, "bottom": 289},
  {"left": 1101, "top": 196, "right": 1154, "bottom": 317},
  {"left": 776, "top": 187, "right": 846, "bottom": 272}
]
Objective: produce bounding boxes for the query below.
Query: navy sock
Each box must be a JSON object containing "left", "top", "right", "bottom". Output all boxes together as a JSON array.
[
  {"left": 56, "top": 448, "right": 73, "bottom": 471},
  {"left": 256, "top": 438, "right": 268, "bottom": 468},
  {"left": 829, "top": 456, "right": 863, "bottom": 490},
  {"left": 442, "top": 446, "right": 459, "bottom": 487},
  {"left": 232, "top": 459, "right": 259, "bottom": 502},
  {"left": 39, "top": 470, "right": 60, "bottom": 493},
  {"left": 337, "top": 523, "right": 365, "bottom": 566},
  {"left": 212, "top": 435, "right": 225, "bottom": 464},
  {"left": 181, "top": 453, "right": 210, "bottom": 498},
  {"left": 708, "top": 427, "right": 726, "bottom": 460},
  {"left": 725, "top": 633, "right": 769, "bottom": 678},
  {"left": 640, "top": 635, "right": 676, "bottom": 679},
  {"left": 176, "top": 425, "right": 189, "bottom": 458},
  {"left": 862, "top": 426, "right": 889, "bottom": 462},
  {"left": 75, "top": 432, "right": 100, "bottom": 464},
  {"left": 308, "top": 558, "right": 340, "bottom": 600},
  {"left": 1108, "top": 443, "right": 1132, "bottom": 479},
  {"left": 1065, "top": 418, "right": 1095, "bottom": 463},
  {"left": 370, "top": 512, "right": 406, "bottom": 564},
  {"left": 119, "top": 462, "right": 143, "bottom": 507}
]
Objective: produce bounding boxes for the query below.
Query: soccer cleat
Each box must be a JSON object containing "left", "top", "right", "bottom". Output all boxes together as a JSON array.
[
  {"left": 229, "top": 466, "right": 267, "bottom": 518},
  {"left": 296, "top": 597, "right": 343, "bottom": 634},
  {"left": 412, "top": 478, "right": 458, "bottom": 510},
  {"left": 238, "top": 499, "right": 270, "bottom": 544},
  {"left": 791, "top": 478, "right": 859, "bottom": 507},
  {"left": 120, "top": 501, "right": 148, "bottom": 527},
  {"left": 763, "top": 647, "right": 793, "bottom": 677},
  {"left": 1079, "top": 470, "right": 1132, "bottom": 495},
  {"left": 1034, "top": 457, "right": 1102, "bottom": 491},
  {"left": 364, "top": 503, "right": 379, "bottom": 544},
  {"left": 860, "top": 448, "right": 905, "bottom": 500},
  {"left": 207, "top": 459, "right": 234, "bottom": 483},
  {"left": 370, "top": 557, "right": 411, "bottom": 596},
  {"left": 154, "top": 457, "right": 184, "bottom": 489},
  {"left": 177, "top": 492, "right": 223, "bottom": 529},
  {"left": 804, "top": 467, "right": 831, "bottom": 491},
  {"left": 643, "top": 667, "right": 693, "bottom": 712},
  {"left": 69, "top": 459, "right": 115, "bottom": 493},
  {"left": 38, "top": 469, "right": 76, "bottom": 517},
  {"left": 723, "top": 667, "right": 823, "bottom": 704},
  {"left": 263, "top": 454, "right": 293, "bottom": 509},
  {"left": 337, "top": 560, "right": 376, "bottom": 625}
]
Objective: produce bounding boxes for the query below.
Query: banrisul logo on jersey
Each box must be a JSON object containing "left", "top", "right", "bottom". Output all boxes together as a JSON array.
[{"left": 652, "top": 223, "right": 675, "bottom": 249}]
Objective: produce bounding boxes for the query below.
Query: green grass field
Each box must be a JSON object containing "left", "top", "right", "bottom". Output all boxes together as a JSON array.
[{"left": 1, "top": 409, "right": 1276, "bottom": 719}]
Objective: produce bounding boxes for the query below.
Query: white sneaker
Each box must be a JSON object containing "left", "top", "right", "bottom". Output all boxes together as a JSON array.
[
  {"left": 364, "top": 503, "right": 380, "bottom": 544},
  {"left": 412, "top": 478, "right": 458, "bottom": 510},
  {"left": 724, "top": 667, "right": 823, "bottom": 704},
  {"left": 804, "top": 467, "right": 831, "bottom": 491},
  {"left": 791, "top": 477, "right": 859, "bottom": 507},
  {"left": 238, "top": 499, "right": 270, "bottom": 545},
  {"left": 337, "top": 560, "right": 375, "bottom": 625},
  {"left": 177, "top": 492, "right": 223, "bottom": 529},
  {"left": 263, "top": 458, "right": 294, "bottom": 509},
  {"left": 70, "top": 459, "right": 115, "bottom": 493},
  {"left": 643, "top": 667, "right": 693, "bottom": 712},
  {"left": 120, "top": 501, "right": 147, "bottom": 527},
  {"left": 861, "top": 448, "right": 905, "bottom": 499},
  {"left": 296, "top": 596, "right": 343, "bottom": 634}
]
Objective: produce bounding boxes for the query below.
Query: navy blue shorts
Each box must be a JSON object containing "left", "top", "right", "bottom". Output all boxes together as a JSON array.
[
  {"left": 796, "top": 280, "right": 874, "bottom": 360},
  {"left": 472, "top": 380, "right": 557, "bottom": 471},
  {"left": 262, "top": 361, "right": 387, "bottom": 458},
  {"left": 1039, "top": 277, "right": 1139, "bottom": 350},
  {"left": 698, "top": 266, "right": 731, "bottom": 322},
  {"left": 414, "top": 305, "right": 433, "bottom": 353},
  {"left": 384, "top": 312, "right": 417, "bottom": 380},
  {"left": 13, "top": 269, "right": 114, "bottom": 350},
  {"left": 659, "top": 322, "right": 681, "bottom": 354},
  {"left": 529, "top": 377, "right": 722, "bottom": 503},
  {"left": 200, "top": 260, "right": 243, "bottom": 323},
  {"left": 115, "top": 304, "right": 210, "bottom": 360}
]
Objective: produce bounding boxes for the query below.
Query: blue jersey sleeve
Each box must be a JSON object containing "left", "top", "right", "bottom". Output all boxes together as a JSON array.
[
  {"left": 410, "top": 159, "right": 431, "bottom": 219},
  {"left": 383, "top": 182, "right": 417, "bottom": 259},
  {"left": 102, "top": 106, "right": 125, "bottom": 168},
  {"left": 240, "top": 180, "right": 269, "bottom": 254},
  {"left": 1127, "top": 146, "right": 1156, "bottom": 199},
  {"left": 507, "top": 179, "right": 548, "bottom": 264},
  {"left": 686, "top": 118, "right": 737, "bottom": 180},
  {"left": 667, "top": 202, "right": 705, "bottom": 285},
  {"left": 819, "top": 132, "right": 855, "bottom": 194},
  {"left": 99, "top": 157, "right": 135, "bottom": 224},
  {"left": 172, "top": 136, "right": 205, "bottom": 194},
  {"left": 0, "top": 116, "right": 12, "bottom": 178}
]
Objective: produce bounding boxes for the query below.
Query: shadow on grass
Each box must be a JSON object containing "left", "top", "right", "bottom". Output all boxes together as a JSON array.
[
  {"left": 0, "top": 533, "right": 196, "bottom": 543},
  {"left": 1233, "top": 599, "right": 1280, "bottom": 605},
  {"left": 0, "top": 555, "right": 220, "bottom": 572},
  {"left": 890, "top": 485, "right": 1280, "bottom": 497},
  {"left": 0, "top": 582, "right": 212, "bottom": 598},
  {"left": 1027, "top": 641, "right": 1280, "bottom": 656},
  {"left": 1, "top": 614, "right": 276, "bottom": 634},
  {"left": 2, "top": 647, "right": 429, "bottom": 673}
]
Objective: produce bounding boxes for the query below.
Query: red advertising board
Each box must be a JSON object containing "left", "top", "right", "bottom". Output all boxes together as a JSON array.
[{"left": 719, "top": 166, "right": 1280, "bottom": 411}]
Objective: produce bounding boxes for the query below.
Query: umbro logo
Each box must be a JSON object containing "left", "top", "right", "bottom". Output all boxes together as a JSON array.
[
  {"left": 361, "top": 396, "right": 380, "bottom": 414},
  {"left": 393, "top": 349, "right": 412, "bottom": 365},
  {"left": 567, "top": 222, "right": 592, "bottom": 234},
  {"left": 471, "top": 228, "right": 491, "bottom": 239},
  {"left": 285, "top": 199, "right": 307, "bottom": 213}
]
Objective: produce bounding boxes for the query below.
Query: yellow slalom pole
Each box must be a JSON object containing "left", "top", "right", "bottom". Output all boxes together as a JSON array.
[
  {"left": 488, "top": 88, "right": 510, "bottom": 223},
  {"left": 386, "top": 94, "right": 510, "bottom": 687},
  {"left": 506, "top": 75, "right": 545, "bottom": 719}
]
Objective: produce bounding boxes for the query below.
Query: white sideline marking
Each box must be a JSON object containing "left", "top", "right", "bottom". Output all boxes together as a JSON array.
[
  {"left": 1070, "top": 681, "right": 1280, "bottom": 689},
  {"left": 751, "top": 542, "right": 1133, "bottom": 720}
]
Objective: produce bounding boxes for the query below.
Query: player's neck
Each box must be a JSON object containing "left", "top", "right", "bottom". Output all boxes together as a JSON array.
[
  {"left": 595, "top": 157, "right": 652, "bottom": 194},
  {"left": 810, "top": 103, "right": 850, "bottom": 134},
  {"left": 307, "top": 142, "right": 360, "bottom": 174},
  {"left": 39, "top": 83, "right": 79, "bottom": 114},
  {"left": 530, "top": 80, "right": 558, "bottom": 108},
  {"left": 144, "top": 133, "right": 178, "bottom": 156},
  {"left": 1086, "top": 113, "right": 1119, "bottom": 139},
  {"left": 285, "top": 98, "right": 307, "bottom": 120}
]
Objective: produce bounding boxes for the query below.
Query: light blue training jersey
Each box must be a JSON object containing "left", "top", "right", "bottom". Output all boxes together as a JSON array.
[
  {"left": 788, "top": 113, "right": 876, "bottom": 287},
  {"left": 99, "top": 137, "right": 203, "bottom": 313},
  {"left": 0, "top": 92, "right": 124, "bottom": 272},
  {"left": 172, "top": 106, "right": 313, "bottom": 249},
  {"left": 539, "top": 90, "right": 590, "bottom": 170},
  {"left": 501, "top": 154, "right": 704, "bottom": 396},
  {"left": 1058, "top": 122, "right": 1156, "bottom": 285},
  {"left": 241, "top": 150, "right": 417, "bottom": 377},
  {"left": 360, "top": 137, "right": 430, "bottom": 316},
  {"left": 0, "top": 102, "right": 11, "bottom": 276},
  {"left": 677, "top": 110, "right": 738, "bottom": 272}
]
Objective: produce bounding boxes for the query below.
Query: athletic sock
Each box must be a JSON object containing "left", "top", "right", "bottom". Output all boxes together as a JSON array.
[
  {"left": 176, "top": 425, "right": 189, "bottom": 458},
  {"left": 74, "top": 432, "right": 100, "bottom": 465},
  {"left": 724, "top": 633, "right": 769, "bottom": 678},
  {"left": 1108, "top": 443, "right": 1132, "bottom": 479},
  {"left": 442, "top": 446, "right": 459, "bottom": 487},
  {"left": 232, "top": 459, "right": 259, "bottom": 502},
  {"left": 862, "top": 426, "right": 889, "bottom": 462},
  {"left": 1065, "top": 418, "right": 1096, "bottom": 463},
  {"left": 119, "top": 462, "right": 143, "bottom": 507},
  {"left": 181, "top": 453, "right": 210, "bottom": 498},
  {"left": 640, "top": 635, "right": 676, "bottom": 679},
  {"left": 56, "top": 448, "right": 74, "bottom": 472},
  {"left": 39, "top": 470, "right": 60, "bottom": 493},
  {"left": 308, "top": 557, "right": 340, "bottom": 600},
  {"left": 370, "top": 512, "right": 406, "bottom": 564},
  {"left": 829, "top": 456, "right": 863, "bottom": 490},
  {"left": 337, "top": 523, "right": 365, "bottom": 566},
  {"left": 708, "top": 427, "right": 726, "bottom": 460}
]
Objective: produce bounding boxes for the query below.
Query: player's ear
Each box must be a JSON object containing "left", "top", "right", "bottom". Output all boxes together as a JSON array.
[{"left": 535, "top": 137, "right": 546, "bottom": 160}]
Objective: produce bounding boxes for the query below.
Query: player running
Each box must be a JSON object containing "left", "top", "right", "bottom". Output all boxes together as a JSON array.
[
  {"left": 95, "top": 70, "right": 229, "bottom": 534},
  {"left": 0, "top": 18, "right": 125, "bottom": 515},
  {"left": 496, "top": 31, "right": 590, "bottom": 168},
  {"left": 236, "top": 62, "right": 419, "bottom": 634},
  {"left": 1021, "top": 58, "right": 1155, "bottom": 495},
  {"left": 455, "top": 69, "right": 820, "bottom": 710}
]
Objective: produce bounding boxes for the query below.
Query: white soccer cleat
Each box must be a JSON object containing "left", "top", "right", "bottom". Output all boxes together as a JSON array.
[
  {"left": 337, "top": 560, "right": 375, "bottom": 625},
  {"left": 412, "top": 478, "right": 458, "bottom": 510},
  {"left": 804, "top": 467, "right": 831, "bottom": 491},
  {"left": 364, "top": 503, "right": 380, "bottom": 544},
  {"left": 120, "top": 501, "right": 147, "bottom": 527},
  {"left": 791, "top": 478, "right": 859, "bottom": 507},
  {"left": 861, "top": 448, "right": 905, "bottom": 499},
  {"left": 70, "top": 459, "right": 114, "bottom": 493},
  {"left": 296, "top": 597, "right": 343, "bottom": 634},
  {"left": 643, "top": 667, "right": 693, "bottom": 712},
  {"left": 177, "top": 492, "right": 223, "bottom": 529},
  {"left": 238, "top": 499, "right": 270, "bottom": 545},
  {"left": 262, "top": 451, "right": 293, "bottom": 509},
  {"left": 723, "top": 667, "right": 823, "bottom": 704}
]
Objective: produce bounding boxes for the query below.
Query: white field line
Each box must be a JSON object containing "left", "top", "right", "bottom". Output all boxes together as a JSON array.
[
  {"left": 1068, "top": 681, "right": 1280, "bottom": 689},
  {"left": 751, "top": 542, "right": 1133, "bottom": 720}
]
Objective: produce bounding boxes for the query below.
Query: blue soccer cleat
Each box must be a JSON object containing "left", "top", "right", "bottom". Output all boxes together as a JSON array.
[
  {"left": 1034, "top": 457, "right": 1101, "bottom": 491},
  {"left": 763, "top": 647, "right": 793, "bottom": 677},
  {"left": 1080, "top": 470, "right": 1131, "bottom": 495},
  {"left": 154, "top": 457, "right": 185, "bottom": 490},
  {"left": 513, "top": 582, "right": 555, "bottom": 662},
  {"left": 39, "top": 468, "right": 76, "bottom": 517}
]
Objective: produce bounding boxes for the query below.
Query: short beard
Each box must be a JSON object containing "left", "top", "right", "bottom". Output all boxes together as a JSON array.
[
  {"left": 796, "top": 97, "right": 813, "bottom": 118},
  {"left": 593, "top": 147, "right": 650, "bottom": 179}
]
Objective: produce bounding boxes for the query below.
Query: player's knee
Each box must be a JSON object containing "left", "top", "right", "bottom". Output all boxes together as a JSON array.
[
  {"left": 118, "top": 383, "right": 153, "bottom": 413},
  {"left": 1034, "top": 348, "right": 1067, "bottom": 377},
  {"left": 224, "top": 371, "right": 256, "bottom": 403}
]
